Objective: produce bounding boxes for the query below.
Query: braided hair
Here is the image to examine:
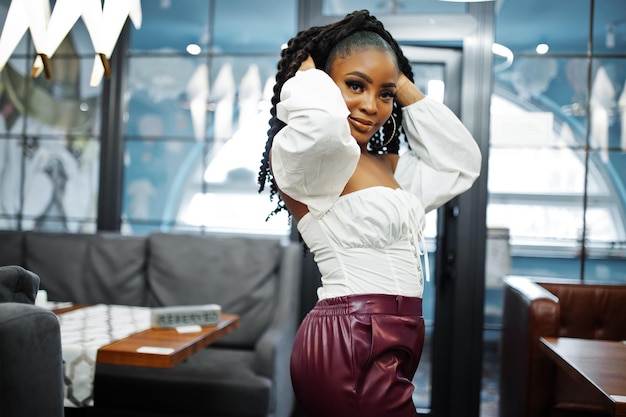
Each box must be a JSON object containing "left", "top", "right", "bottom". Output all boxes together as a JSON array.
[{"left": 257, "top": 9, "right": 415, "bottom": 219}]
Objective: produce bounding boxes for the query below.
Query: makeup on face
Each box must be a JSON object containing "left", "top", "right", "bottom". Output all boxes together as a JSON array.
[{"left": 329, "top": 49, "right": 399, "bottom": 146}]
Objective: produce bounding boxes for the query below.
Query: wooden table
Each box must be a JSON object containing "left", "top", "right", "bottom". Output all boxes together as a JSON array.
[
  {"left": 54, "top": 305, "right": 239, "bottom": 407},
  {"left": 96, "top": 313, "right": 240, "bottom": 368},
  {"left": 540, "top": 337, "right": 626, "bottom": 417},
  {"left": 55, "top": 305, "right": 240, "bottom": 368}
]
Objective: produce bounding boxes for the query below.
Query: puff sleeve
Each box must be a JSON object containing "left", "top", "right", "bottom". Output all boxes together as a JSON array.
[
  {"left": 395, "top": 96, "right": 482, "bottom": 213},
  {"left": 270, "top": 69, "right": 360, "bottom": 217}
]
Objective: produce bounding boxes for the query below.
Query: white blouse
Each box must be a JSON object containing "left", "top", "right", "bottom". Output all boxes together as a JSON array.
[{"left": 271, "top": 69, "right": 481, "bottom": 300}]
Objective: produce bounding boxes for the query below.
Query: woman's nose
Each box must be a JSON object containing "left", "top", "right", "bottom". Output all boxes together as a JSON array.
[{"left": 360, "top": 92, "right": 377, "bottom": 114}]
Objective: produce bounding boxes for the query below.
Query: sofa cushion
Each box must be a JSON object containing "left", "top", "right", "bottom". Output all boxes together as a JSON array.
[
  {"left": 24, "top": 232, "right": 147, "bottom": 306},
  {"left": 147, "top": 233, "right": 282, "bottom": 348},
  {"left": 94, "top": 348, "right": 272, "bottom": 417},
  {"left": 0, "top": 265, "right": 40, "bottom": 304},
  {"left": 24, "top": 232, "right": 87, "bottom": 303},
  {"left": 85, "top": 233, "right": 148, "bottom": 306},
  {"left": 541, "top": 282, "right": 626, "bottom": 340},
  {"left": 0, "top": 230, "right": 24, "bottom": 267}
]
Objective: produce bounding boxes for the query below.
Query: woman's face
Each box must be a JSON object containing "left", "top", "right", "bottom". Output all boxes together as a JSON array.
[{"left": 328, "top": 48, "right": 399, "bottom": 147}]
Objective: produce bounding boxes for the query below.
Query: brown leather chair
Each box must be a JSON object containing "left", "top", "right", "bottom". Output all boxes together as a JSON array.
[{"left": 499, "top": 275, "right": 626, "bottom": 417}]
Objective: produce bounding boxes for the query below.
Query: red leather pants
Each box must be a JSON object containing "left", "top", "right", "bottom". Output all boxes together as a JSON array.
[{"left": 290, "top": 294, "right": 425, "bottom": 417}]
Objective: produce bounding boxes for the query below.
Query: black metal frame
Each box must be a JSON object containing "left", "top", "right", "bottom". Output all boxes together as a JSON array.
[{"left": 96, "top": 23, "right": 131, "bottom": 231}]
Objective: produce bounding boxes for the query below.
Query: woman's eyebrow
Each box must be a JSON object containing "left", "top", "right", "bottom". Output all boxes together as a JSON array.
[
  {"left": 346, "top": 71, "right": 372, "bottom": 83},
  {"left": 346, "top": 71, "right": 397, "bottom": 89}
]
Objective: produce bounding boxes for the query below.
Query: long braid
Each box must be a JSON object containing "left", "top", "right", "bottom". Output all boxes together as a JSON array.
[{"left": 257, "top": 10, "right": 415, "bottom": 219}]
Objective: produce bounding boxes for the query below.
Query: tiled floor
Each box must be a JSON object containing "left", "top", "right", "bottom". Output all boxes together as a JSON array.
[
  {"left": 411, "top": 336, "right": 500, "bottom": 416},
  {"left": 480, "top": 340, "right": 500, "bottom": 417}
]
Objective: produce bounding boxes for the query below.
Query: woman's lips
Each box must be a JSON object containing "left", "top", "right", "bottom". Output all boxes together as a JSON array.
[{"left": 349, "top": 116, "right": 375, "bottom": 132}]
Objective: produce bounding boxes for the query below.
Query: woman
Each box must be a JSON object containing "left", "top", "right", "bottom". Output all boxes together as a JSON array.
[{"left": 257, "top": 10, "right": 481, "bottom": 417}]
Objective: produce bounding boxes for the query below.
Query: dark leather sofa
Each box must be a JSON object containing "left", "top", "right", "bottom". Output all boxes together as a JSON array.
[
  {"left": 0, "top": 265, "right": 65, "bottom": 417},
  {"left": 500, "top": 275, "right": 626, "bottom": 417},
  {"left": 0, "top": 230, "right": 302, "bottom": 417}
]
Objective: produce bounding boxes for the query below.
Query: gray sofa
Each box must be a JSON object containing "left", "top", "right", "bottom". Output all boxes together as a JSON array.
[
  {"left": 0, "top": 230, "right": 302, "bottom": 417},
  {"left": 0, "top": 265, "right": 65, "bottom": 417}
]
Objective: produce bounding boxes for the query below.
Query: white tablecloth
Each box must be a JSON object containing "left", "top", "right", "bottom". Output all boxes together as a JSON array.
[{"left": 57, "top": 304, "right": 151, "bottom": 407}]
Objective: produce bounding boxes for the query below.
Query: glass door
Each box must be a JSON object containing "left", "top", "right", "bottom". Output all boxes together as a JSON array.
[{"left": 401, "top": 46, "right": 463, "bottom": 415}]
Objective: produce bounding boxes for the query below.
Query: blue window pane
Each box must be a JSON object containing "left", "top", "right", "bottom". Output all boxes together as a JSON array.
[
  {"left": 213, "top": 0, "right": 296, "bottom": 53},
  {"left": 584, "top": 257, "right": 626, "bottom": 283},
  {"left": 129, "top": 0, "right": 211, "bottom": 53},
  {"left": 589, "top": 58, "right": 626, "bottom": 154},
  {"left": 19, "top": 137, "right": 100, "bottom": 233},
  {"left": 22, "top": 57, "right": 103, "bottom": 136},
  {"left": 122, "top": 139, "right": 201, "bottom": 233},
  {"left": 125, "top": 56, "right": 208, "bottom": 139},
  {"left": 1, "top": 56, "right": 102, "bottom": 137},
  {"left": 493, "top": 57, "right": 590, "bottom": 148},
  {"left": 495, "top": 0, "right": 590, "bottom": 54},
  {"left": 1, "top": 59, "right": 30, "bottom": 136},
  {"left": 171, "top": 57, "right": 291, "bottom": 236},
  {"left": 586, "top": 150, "right": 626, "bottom": 244},
  {"left": 0, "top": 138, "right": 23, "bottom": 229},
  {"left": 593, "top": 0, "right": 626, "bottom": 56}
]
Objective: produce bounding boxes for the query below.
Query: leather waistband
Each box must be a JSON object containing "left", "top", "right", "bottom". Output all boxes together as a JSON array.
[{"left": 312, "top": 293, "right": 422, "bottom": 316}]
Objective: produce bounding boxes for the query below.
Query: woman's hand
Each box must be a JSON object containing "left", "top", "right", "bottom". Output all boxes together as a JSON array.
[
  {"left": 396, "top": 73, "right": 426, "bottom": 107},
  {"left": 397, "top": 73, "right": 413, "bottom": 94},
  {"left": 299, "top": 55, "right": 316, "bottom": 72}
]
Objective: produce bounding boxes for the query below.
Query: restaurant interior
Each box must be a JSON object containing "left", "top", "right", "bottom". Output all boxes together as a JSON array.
[{"left": 0, "top": 0, "right": 625, "bottom": 416}]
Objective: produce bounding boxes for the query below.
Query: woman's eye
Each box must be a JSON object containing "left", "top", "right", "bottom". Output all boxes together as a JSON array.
[
  {"left": 381, "top": 91, "right": 396, "bottom": 100},
  {"left": 346, "top": 81, "right": 363, "bottom": 92}
]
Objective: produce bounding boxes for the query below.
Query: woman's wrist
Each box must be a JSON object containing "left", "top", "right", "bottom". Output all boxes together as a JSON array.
[{"left": 396, "top": 74, "right": 426, "bottom": 107}]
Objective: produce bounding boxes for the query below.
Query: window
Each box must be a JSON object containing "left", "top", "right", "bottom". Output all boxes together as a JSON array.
[
  {"left": 489, "top": 0, "right": 626, "bottom": 285},
  {"left": 0, "top": 5, "right": 103, "bottom": 232},
  {"left": 121, "top": 0, "right": 296, "bottom": 235}
]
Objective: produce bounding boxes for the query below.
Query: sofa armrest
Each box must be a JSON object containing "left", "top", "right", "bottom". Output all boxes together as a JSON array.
[
  {"left": 0, "top": 265, "right": 40, "bottom": 304},
  {"left": 500, "top": 276, "right": 560, "bottom": 417},
  {"left": 253, "top": 242, "right": 301, "bottom": 417},
  {"left": 0, "top": 303, "right": 64, "bottom": 417}
]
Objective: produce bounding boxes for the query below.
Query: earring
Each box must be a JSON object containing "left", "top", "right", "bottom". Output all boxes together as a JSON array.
[{"left": 381, "top": 114, "right": 397, "bottom": 148}]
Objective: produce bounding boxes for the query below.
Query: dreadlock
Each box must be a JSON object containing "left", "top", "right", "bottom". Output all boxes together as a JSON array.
[{"left": 257, "top": 9, "right": 415, "bottom": 219}]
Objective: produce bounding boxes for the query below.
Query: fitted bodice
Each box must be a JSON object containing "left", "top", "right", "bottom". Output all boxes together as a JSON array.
[
  {"left": 298, "top": 186, "right": 427, "bottom": 299},
  {"left": 271, "top": 69, "right": 481, "bottom": 301}
]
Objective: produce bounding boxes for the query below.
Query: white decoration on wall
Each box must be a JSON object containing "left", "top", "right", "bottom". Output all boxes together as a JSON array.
[
  {"left": 237, "top": 64, "right": 262, "bottom": 128},
  {"left": 210, "top": 63, "right": 235, "bottom": 145},
  {"left": 186, "top": 64, "right": 209, "bottom": 141}
]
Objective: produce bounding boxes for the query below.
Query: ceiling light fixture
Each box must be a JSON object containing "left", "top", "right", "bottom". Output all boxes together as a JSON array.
[
  {"left": 186, "top": 43, "right": 201, "bottom": 56},
  {"left": 535, "top": 43, "right": 549, "bottom": 55},
  {"left": 0, "top": 0, "right": 142, "bottom": 86}
]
